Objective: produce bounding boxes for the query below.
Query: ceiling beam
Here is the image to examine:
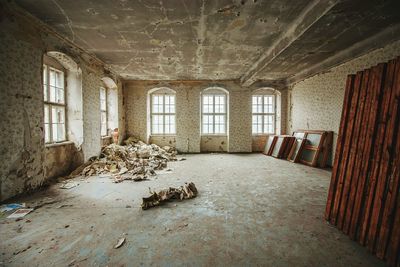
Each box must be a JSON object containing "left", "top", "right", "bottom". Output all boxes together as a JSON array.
[
  {"left": 286, "top": 23, "right": 400, "bottom": 84},
  {"left": 240, "top": 0, "right": 339, "bottom": 87}
]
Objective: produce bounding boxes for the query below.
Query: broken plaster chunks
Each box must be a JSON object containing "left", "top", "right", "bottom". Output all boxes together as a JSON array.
[
  {"left": 70, "top": 136, "right": 177, "bottom": 183},
  {"left": 141, "top": 182, "right": 198, "bottom": 210}
]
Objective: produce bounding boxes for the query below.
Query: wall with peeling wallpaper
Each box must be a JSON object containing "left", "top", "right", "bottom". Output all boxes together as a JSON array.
[
  {"left": 289, "top": 39, "right": 400, "bottom": 166},
  {"left": 124, "top": 80, "right": 288, "bottom": 153},
  {"left": 0, "top": 8, "right": 123, "bottom": 201}
]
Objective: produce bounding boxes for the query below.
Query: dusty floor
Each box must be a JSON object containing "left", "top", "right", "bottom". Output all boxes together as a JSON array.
[{"left": 0, "top": 154, "right": 385, "bottom": 267}]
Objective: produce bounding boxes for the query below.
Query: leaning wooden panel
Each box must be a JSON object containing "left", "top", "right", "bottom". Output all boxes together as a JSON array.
[
  {"left": 330, "top": 72, "right": 363, "bottom": 226},
  {"left": 385, "top": 179, "right": 400, "bottom": 267},
  {"left": 359, "top": 64, "right": 388, "bottom": 245},
  {"left": 367, "top": 60, "right": 400, "bottom": 253},
  {"left": 343, "top": 69, "right": 373, "bottom": 234},
  {"left": 325, "top": 75, "right": 355, "bottom": 220},
  {"left": 337, "top": 69, "right": 370, "bottom": 231},
  {"left": 359, "top": 63, "right": 388, "bottom": 247},
  {"left": 287, "top": 138, "right": 306, "bottom": 163},
  {"left": 283, "top": 137, "right": 296, "bottom": 159},
  {"left": 271, "top": 136, "right": 286, "bottom": 158},
  {"left": 376, "top": 58, "right": 400, "bottom": 259},
  {"left": 263, "top": 135, "right": 277, "bottom": 156},
  {"left": 320, "top": 131, "right": 333, "bottom": 168},
  {"left": 349, "top": 63, "right": 385, "bottom": 240},
  {"left": 298, "top": 130, "right": 327, "bottom": 167}
]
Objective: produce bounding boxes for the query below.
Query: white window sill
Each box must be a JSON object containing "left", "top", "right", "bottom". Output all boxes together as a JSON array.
[
  {"left": 45, "top": 141, "right": 74, "bottom": 148},
  {"left": 252, "top": 134, "right": 275, "bottom": 136}
]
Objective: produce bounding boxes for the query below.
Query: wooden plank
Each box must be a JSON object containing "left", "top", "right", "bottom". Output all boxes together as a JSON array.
[
  {"left": 325, "top": 75, "right": 355, "bottom": 220},
  {"left": 330, "top": 72, "right": 363, "bottom": 225},
  {"left": 320, "top": 131, "right": 333, "bottom": 168},
  {"left": 337, "top": 69, "right": 370, "bottom": 230},
  {"left": 385, "top": 175, "right": 400, "bottom": 266},
  {"left": 343, "top": 69, "right": 373, "bottom": 234},
  {"left": 374, "top": 58, "right": 400, "bottom": 258},
  {"left": 378, "top": 163, "right": 400, "bottom": 260},
  {"left": 348, "top": 63, "right": 385, "bottom": 240},
  {"left": 367, "top": 59, "right": 399, "bottom": 253},
  {"left": 359, "top": 63, "right": 387, "bottom": 246}
]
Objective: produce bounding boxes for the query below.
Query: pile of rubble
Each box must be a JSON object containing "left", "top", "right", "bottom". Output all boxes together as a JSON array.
[
  {"left": 71, "top": 136, "right": 178, "bottom": 183},
  {"left": 141, "top": 182, "right": 198, "bottom": 210}
]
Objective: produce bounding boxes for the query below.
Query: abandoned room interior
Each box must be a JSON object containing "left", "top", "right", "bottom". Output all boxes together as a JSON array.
[{"left": 0, "top": 0, "right": 400, "bottom": 266}]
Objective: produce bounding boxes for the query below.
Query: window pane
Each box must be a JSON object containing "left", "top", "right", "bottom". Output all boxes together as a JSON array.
[
  {"left": 152, "top": 115, "right": 163, "bottom": 134},
  {"left": 56, "top": 71, "right": 64, "bottom": 88},
  {"left": 152, "top": 95, "right": 164, "bottom": 113},
  {"left": 165, "top": 115, "right": 176, "bottom": 134},
  {"left": 264, "top": 115, "right": 274, "bottom": 134},
  {"left": 101, "top": 111, "right": 107, "bottom": 136},
  {"left": 43, "top": 65, "right": 48, "bottom": 101},
  {"left": 44, "top": 105, "right": 50, "bottom": 123},
  {"left": 50, "top": 86, "right": 56, "bottom": 103},
  {"left": 202, "top": 115, "right": 213, "bottom": 134},
  {"left": 165, "top": 95, "right": 175, "bottom": 113},
  {"left": 203, "top": 95, "right": 213, "bottom": 113},
  {"left": 44, "top": 123, "right": 50, "bottom": 143},
  {"left": 50, "top": 69, "right": 56, "bottom": 87},
  {"left": 52, "top": 106, "right": 65, "bottom": 124},
  {"left": 215, "top": 115, "right": 225, "bottom": 134},
  {"left": 100, "top": 88, "right": 107, "bottom": 111},
  {"left": 264, "top": 96, "right": 273, "bottom": 113},
  {"left": 56, "top": 88, "right": 64, "bottom": 104}
]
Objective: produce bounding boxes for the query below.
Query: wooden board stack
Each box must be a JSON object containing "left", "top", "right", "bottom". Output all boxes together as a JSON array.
[{"left": 325, "top": 57, "right": 400, "bottom": 266}]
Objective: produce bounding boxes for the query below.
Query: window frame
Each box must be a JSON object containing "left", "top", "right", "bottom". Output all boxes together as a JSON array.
[
  {"left": 150, "top": 93, "right": 176, "bottom": 135},
  {"left": 43, "top": 62, "right": 67, "bottom": 144},
  {"left": 201, "top": 93, "right": 227, "bottom": 135},
  {"left": 100, "top": 87, "right": 108, "bottom": 137},
  {"left": 252, "top": 94, "right": 276, "bottom": 135}
]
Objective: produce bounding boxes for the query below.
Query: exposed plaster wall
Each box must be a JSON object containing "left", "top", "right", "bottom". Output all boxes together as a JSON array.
[
  {"left": 0, "top": 8, "right": 122, "bottom": 201},
  {"left": 44, "top": 142, "right": 81, "bottom": 180},
  {"left": 289, "top": 39, "right": 400, "bottom": 165},
  {"left": 124, "top": 81, "right": 287, "bottom": 153}
]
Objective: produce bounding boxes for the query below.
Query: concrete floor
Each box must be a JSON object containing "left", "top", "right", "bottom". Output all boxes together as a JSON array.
[{"left": 0, "top": 154, "right": 385, "bottom": 267}]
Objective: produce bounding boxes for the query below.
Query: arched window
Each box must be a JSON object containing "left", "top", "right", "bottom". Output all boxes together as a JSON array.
[
  {"left": 43, "top": 55, "right": 67, "bottom": 143},
  {"left": 201, "top": 87, "right": 228, "bottom": 135},
  {"left": 44, "top": 51, "right": 83, "bottom": 146},
  {"left": 252, "top": 88, "right": 280, "bottom": 135},
  {"left": 101, "top": 77, "right": 118, "bottom": 138},
  {"left": 149, "top": 87, "right": 176, "bottom": 135},
  {"left": 100, "top": 87, "right": 108, "bottom": 136}
]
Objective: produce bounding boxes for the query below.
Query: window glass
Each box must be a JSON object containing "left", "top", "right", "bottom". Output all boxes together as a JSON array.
[
  {"left": 151, "top": 93, "right": 176, "bottom": 135},
  {"left": 43, "top": 64, "right": 66, "bottom": 143},
  {"left": 202, "top": 93, "right": 227, "bottom": 134},
  {"left": 252, "top": 94, "right": 275, "bottom": 134}
]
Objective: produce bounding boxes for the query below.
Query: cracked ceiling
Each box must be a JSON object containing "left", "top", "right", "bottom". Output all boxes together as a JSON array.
[{"left": 14, "top": 0, "right": 400, "bottom": 85}]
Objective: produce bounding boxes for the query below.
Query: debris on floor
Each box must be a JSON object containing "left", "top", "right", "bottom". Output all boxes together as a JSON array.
[
  {"left": 141, "top": 182, "right": 198, "bottom": 210},
  {"left": 13, "top": 245, "right": 32, "bottom": 255},
  {"left": 71, "top": 136, "right": 178, "bottom": 183},
  {"left": 7, "top": 208, "right": 34, "bottom": 219},
  {"left": 114, "top": 237, "right": 126, "bottom": 249},
  {"left": 59, "top": 181, "right": 79, "bottom": 189},
  {"left": 0, "top": 203, "right": 26, "bottom": 213}
]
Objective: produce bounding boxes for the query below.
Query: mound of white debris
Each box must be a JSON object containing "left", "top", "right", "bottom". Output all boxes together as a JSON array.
[{"left": 70, "top": 136, "right": 177, "bottom": 183}]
